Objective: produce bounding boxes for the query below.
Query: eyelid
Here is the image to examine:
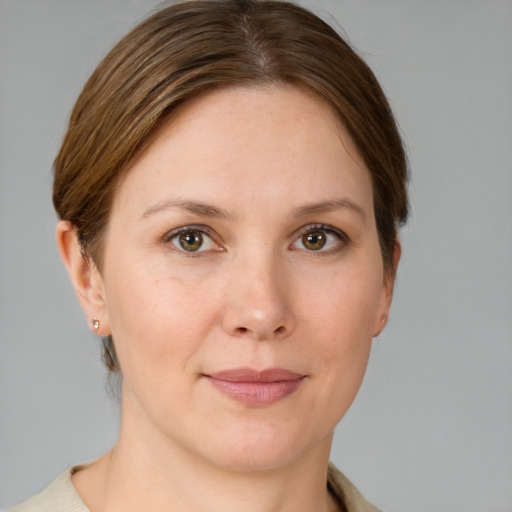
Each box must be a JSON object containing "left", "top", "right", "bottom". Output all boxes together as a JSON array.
[
  {"left": 163, "top": 224, "right": 224, "bottom": 254},
  {"left": 291, "top": 223, "right": 350, "bottom": 252}
]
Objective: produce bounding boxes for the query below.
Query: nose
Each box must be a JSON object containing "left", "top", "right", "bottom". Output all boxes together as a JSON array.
[{"left": 221, "top": 253, "right": 296, "bottom": 341}]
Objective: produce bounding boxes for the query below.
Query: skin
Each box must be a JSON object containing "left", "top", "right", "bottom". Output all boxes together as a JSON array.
[{"left": 57, "top": 84, "right": 399, "bottom": 512}]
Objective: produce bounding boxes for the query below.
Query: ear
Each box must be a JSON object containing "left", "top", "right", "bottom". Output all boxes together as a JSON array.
[
  {"left": 373, "top": 237, "right": 401, "bottom": 337},
  {"left": 56, "top": 221, "right": 110, "bottom": 336}
]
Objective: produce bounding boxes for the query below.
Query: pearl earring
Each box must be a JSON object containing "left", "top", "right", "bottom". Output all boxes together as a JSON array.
[{"left": 92, "top": 319, "right": 100, "bottom": 331}]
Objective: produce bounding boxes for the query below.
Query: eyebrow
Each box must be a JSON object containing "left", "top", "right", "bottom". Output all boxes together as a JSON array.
[
  {"left": 292, "top": 198, "right": 367, "bottom": 222},
  {"left": 141, "top": 199, "right": 232, "bottom": 220},
  {"left": 141, "top": 197, "right": 366, "bottom": 223}
]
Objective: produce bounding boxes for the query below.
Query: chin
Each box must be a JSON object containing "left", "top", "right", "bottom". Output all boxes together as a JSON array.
[
  {"left": 209, "top": 446, "right": 301, "bottom": 473},
  {"left": 195, "top": 420, "right": 327, "bottom": 473}
]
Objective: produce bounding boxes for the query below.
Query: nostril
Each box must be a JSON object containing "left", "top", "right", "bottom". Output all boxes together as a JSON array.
[{"left": 233, "top": 325, "right": 286, "bottom": 337}]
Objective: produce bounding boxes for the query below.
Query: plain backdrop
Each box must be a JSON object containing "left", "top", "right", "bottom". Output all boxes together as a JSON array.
[{"left": 1, "top": 1, "right": 511, "bottom": 511}]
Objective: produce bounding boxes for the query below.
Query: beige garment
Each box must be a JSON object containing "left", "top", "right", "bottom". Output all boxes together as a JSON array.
[{"left": 10, "top": 462, "right": 381, "bottom": 512}]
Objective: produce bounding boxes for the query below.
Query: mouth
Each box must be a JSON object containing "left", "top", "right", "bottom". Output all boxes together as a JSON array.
[{"left": 203, "top": 368, "right": 306, "bottom": 407}]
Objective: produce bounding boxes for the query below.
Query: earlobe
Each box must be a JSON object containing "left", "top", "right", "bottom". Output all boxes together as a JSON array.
[
  {"left": 56, "top": 221, "right": 110, "bottom": 335},
  {"left": 373, "top": 237, "right": 401, "bottom": 337},
  {"left": 373, "top": 314, "right": 387, "bottom": 338}
]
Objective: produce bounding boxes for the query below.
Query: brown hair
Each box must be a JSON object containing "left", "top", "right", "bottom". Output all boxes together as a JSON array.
[{"left": 53, "top": 0, "right": 409, "bottom": 372}]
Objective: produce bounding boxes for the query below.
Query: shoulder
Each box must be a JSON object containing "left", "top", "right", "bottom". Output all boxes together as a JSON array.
[
  {"left": 328, "top": 463, "right": 382, "bottom": 512},
  {"left": 9, "top": 467, "right": 90, "bottom": 512}
]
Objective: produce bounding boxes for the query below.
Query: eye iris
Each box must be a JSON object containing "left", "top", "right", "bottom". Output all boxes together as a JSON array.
[
  {"left": 303, "top": 231, "right": 326, "bottom": 250},
  {"left": 179, "top": 231, "right": 203, "bottom": 251}
]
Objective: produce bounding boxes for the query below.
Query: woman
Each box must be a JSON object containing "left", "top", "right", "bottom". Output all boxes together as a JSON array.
[{"left": 12, "top": 1, "right": 408, "bottom": 511}]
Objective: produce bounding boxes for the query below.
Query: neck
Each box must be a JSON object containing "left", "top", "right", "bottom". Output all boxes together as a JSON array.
[{"left": 73, "top": 392, "right": 339, "bottom": 512}]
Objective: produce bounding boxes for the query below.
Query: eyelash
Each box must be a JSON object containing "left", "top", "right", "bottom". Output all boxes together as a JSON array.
[
  {"left": 163, "top": 224, "right": 222, "bottom": 256},
  {"left": 291, "top": 223, "right": 350, "bottom": 254},
  {"left": 163, "top": 223, "right": 349, "bottom": 256}
]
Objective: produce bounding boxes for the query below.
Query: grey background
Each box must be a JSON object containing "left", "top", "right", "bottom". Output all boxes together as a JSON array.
[{"left": 1, "top": 0, "right": 511, "bottom": 510}]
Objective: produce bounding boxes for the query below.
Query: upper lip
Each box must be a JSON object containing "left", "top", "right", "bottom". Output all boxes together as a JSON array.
[{"left": 205, "top": 368, "right": 304, "bottom": 382}]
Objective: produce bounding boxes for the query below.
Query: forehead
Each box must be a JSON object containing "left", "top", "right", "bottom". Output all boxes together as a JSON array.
[
  {"left": 113, "top": 84, "right": 372, "bottom": 219},
  {"left": 166, "top": 84, "right": 362, "bottom": 160}
]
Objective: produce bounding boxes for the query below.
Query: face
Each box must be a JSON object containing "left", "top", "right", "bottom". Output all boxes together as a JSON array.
[{"left": 82, "top": 85, "right": 394, "bottom": 471}]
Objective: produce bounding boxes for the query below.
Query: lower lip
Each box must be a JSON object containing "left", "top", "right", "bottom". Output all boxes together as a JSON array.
[{"left": 206, "top": 377, "right": 304, "bottom": 406}]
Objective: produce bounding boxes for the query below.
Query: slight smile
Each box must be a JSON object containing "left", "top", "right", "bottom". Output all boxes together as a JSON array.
[{"left": 204, "top": 368, "right": 307, "bottom": 407}]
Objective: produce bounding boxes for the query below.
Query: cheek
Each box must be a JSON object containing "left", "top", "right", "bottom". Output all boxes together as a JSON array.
[
  {"left": 302, "top": 261, "right": 384, "bottom": 341},
  {"left": 102, "top": 256, "right": 220, "bottom": 380},
  {"left": 300, "top": 261, "right": 383, "bottom": 391}
]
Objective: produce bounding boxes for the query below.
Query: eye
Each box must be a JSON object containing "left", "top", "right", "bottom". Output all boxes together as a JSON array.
[
  {"left": 291, "top": 225, "right": 347, "bottom": 253},
  {"left": 168, "top": 228, "right": 218, "bottom": 253},
  {"left": 302, "top": 231, "right": 327, "bottom": 251}
]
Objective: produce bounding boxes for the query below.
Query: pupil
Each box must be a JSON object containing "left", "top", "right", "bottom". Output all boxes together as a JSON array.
[
  {"left": 304, "top": 231, "right": 326, "bottom": 250},
  {"left": 179, "top": 231, "right": 202, "bottom": 251}
]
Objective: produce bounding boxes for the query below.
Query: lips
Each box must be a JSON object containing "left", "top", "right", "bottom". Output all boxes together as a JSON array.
[{"left": 204, "top": 368, "right": 305, "bottom": 406}]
